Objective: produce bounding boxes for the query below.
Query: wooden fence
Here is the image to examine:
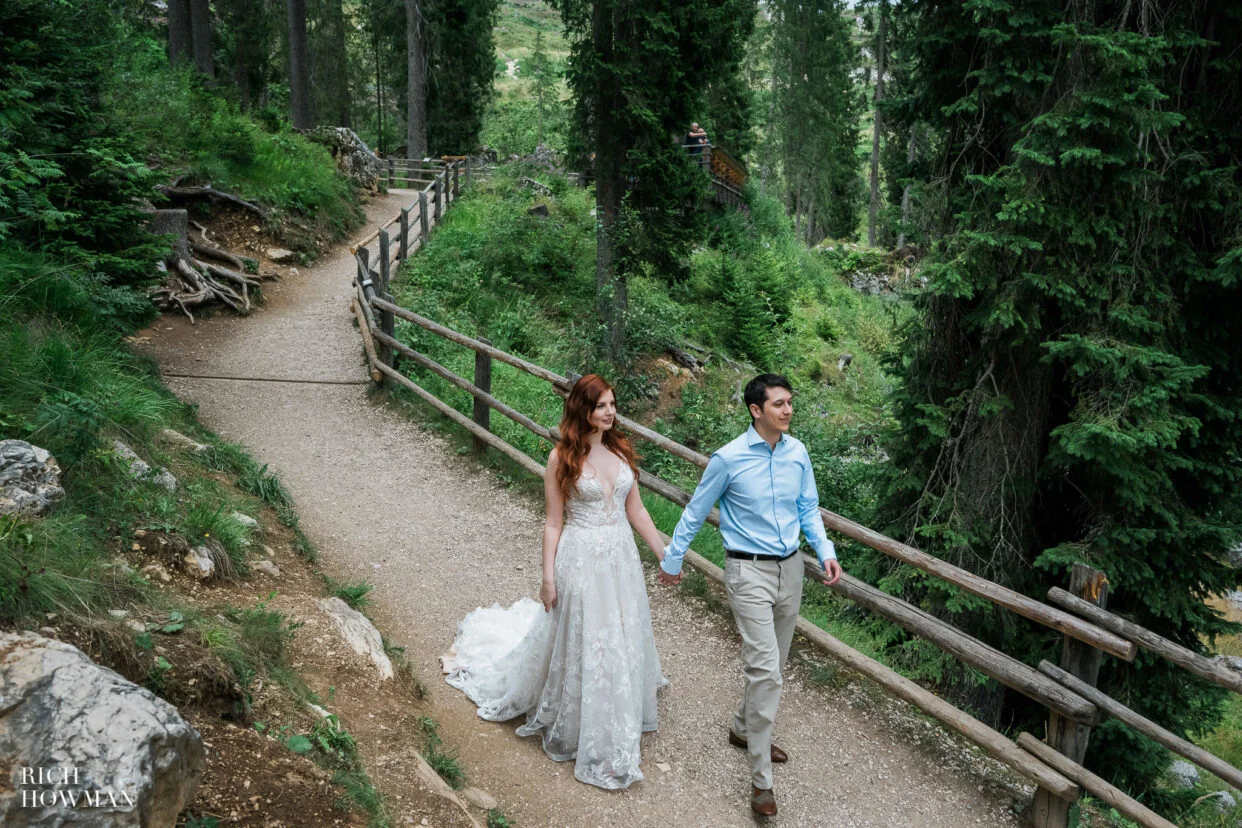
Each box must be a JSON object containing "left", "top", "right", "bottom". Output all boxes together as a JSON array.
[
  {"left": 682, "top": 142, "right": 747, "bottom": 208},
  {"left": 345, "top": 165, "right": 1240, "bottom": 828}
]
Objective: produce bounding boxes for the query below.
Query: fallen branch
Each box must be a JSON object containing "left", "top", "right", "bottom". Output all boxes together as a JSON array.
[{"left": 157, "top": 184, "right": 269, "bottom": 221}]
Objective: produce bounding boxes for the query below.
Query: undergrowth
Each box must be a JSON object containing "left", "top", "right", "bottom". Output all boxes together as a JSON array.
[{"left": 105, "top": 36, "right": 362, "bottom": 249}]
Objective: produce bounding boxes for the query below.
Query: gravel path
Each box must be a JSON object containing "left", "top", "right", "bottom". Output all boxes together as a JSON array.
[{"left": 142, "top": 191, "right": 1026, "bottom": 827}]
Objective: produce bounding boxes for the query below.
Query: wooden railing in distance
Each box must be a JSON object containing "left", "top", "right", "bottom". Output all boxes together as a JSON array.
[
  {"left": 345, "top": 163, "right": 1238, "bottom": 828},
  {"left": 680, "top": 143, "right": 746, "bottom": 208}
]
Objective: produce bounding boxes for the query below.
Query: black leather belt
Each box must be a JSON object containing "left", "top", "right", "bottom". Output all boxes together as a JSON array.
[{"left": 725, "top": 549, "right": 797, "bottom": 562}]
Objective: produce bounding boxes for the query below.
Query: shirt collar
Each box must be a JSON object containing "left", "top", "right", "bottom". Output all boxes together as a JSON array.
[{"left": 745, "top": 424, "right": 787, "bottom": 450}]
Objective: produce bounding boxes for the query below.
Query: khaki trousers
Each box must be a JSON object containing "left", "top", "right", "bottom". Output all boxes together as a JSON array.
[{"left": 723, "top": 552, "right": 803, "bottom": 790}]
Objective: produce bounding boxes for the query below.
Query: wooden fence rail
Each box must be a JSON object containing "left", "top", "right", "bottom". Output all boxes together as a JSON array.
[{"left": 344, "top": 159, "right": 1240, "bottom": 828}]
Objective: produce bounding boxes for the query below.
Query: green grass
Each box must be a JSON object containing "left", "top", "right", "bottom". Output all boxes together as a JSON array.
[
  {"left": 487, "top": 809, "right": 515, "bottom": 828},
  {"left": 323, "top": 576, "right": 374, "bottom": 611},
  {"left": 104, "top": 37, "right": 362, "bottom": 249},
  {"left": 416, "top": 714, "right": 466, "bottom": 789},
  {"left": 237, "top": 462, "right": 294, "bottom": 510}
]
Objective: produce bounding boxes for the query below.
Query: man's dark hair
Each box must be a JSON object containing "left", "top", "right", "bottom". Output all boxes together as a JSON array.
[{"left": 744, "top": 374, "right": 793, "bottom": 422}]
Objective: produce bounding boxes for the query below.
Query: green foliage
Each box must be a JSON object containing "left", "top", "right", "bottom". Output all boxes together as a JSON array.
[
  {"left": 416, "top": 714, "right": 466, "bottom": 789},
  {"left": 324, "top": 577, "right": 374, "bottom": 611},
  {"left": 0, "top": 0, "right": 165, "bottom": 326},
  {"left": 761, "top": 0, "right": 863, "bottom": 241},
  {"left": 881, "top": 0, "right": 1242, "bottom": 796},
  {"left": 106, "top": 41, "right": 362, "bottom": 245},
  {"left": 486, "top": 809, "right": 514, "bottom": 828},
  {"left": 551, "top": 0, "right": 758, "bottom": 357},
  {"left": 426, "top": 0, "right": 502, "bottom": 153},
  {"left": 238, "top": 462, "right": 294, "bottom": 511}
]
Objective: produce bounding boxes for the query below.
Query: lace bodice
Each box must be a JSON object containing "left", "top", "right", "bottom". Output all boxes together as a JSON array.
[{"left": 564, "top": 462, "right": 633, "bottom": 529}]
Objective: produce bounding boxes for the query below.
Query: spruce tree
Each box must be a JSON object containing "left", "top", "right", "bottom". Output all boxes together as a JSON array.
[
  {"left": 425, "top": 0, "right": 499, "bottom": 153},
  {"left": 881, "top": 0, "right": 1242, "bottom": 793},
  {"left": 551, "top": 0, "right": 756, "bottom": 361},
  {"left": 766, "top": 0, "right": 861, "bottom": 242}
]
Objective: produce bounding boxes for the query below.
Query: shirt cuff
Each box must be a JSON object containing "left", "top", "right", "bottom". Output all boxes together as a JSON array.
[
  {"left": 817, "top": 540, "right": 837, "bottom": 565},
  {"left": 660, "top": 549, "right": 682, "bottom": 576}
]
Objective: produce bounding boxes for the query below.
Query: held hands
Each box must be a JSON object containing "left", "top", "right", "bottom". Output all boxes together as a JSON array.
[
  {"left": 657, "top": 569, "right": 682, "bottom": 587},
  {"left": 819, "top": 558, "right": 843, "bottom": 587},
  {"left": 540, "top": 579, "right": 557, "bottom": 612}
]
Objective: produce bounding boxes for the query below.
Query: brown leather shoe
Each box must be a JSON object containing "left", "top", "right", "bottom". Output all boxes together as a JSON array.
[
  {"left": 728, "top": 730, "right": 789, "bottom": 763},
  {"left": 751, "top": 786, "right": 777, "bottom": 816}
]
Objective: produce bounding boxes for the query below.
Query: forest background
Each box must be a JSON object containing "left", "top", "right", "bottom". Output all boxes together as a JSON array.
[{"left": 2, "top": 0, "right": 1241, "bottom": 824}]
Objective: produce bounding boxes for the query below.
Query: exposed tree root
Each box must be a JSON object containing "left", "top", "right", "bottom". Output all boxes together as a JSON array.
[
  {"left": 149, "top": 208, "right": 275, "bottom": 321},
  {"left": 156, "top": 184, "right": 270, "bottom": 221}
]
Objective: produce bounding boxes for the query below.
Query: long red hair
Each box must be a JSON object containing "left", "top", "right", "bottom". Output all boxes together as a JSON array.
[{"left": 555, "top": 374, "right": 639, "bottom": 502}]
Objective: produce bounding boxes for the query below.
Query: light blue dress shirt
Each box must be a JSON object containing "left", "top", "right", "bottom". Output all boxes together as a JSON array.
[{"left": 661, "top": 425, "right": 836, "bottom": 576}]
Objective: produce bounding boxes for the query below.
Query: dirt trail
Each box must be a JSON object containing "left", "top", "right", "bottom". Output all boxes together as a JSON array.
[{"left": 143, "top": 190, "right": 1024, "bottom": 827}]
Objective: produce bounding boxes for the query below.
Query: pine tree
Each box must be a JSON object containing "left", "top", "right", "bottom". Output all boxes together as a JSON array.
[
  {"left": 766, "top": 0, "right": 861, "bottom": 242},
  {"left": 527, "top": 30, "right": 556, "bottom": 146},
  {"left": 881, "top": 0, "right": 1242, "bottom": 793},
  {"left": 551, "top": 0, "right": 757, "bottom": 361},
  {"left": 425, "top": 0, "right": 499, "bottom": 153}
]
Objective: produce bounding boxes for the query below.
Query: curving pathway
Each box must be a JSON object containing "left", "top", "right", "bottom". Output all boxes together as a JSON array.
[{"left": 143, "top": 190, "right": 1025, "bottom": 827}]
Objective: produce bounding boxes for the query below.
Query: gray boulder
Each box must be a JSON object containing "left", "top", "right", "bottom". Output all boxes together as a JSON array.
[
  {"left": 306, "top": 127, "right": 384, "bottom": 190},
  {"left": 156, "top": 429, "right": 208, "bottom": 454},
  {"left": 0, "top": 632, "right": 204, "bottom": 826},
  {"left": 0, "top": 441, "right": 65, "bottom": 518},
  {"left": 112, "top": 441, "right": 177, "bottom": 494},
  {"left": 1169, "top": 759, "right": 1201, "bottom": 789},
  {"left": 1204, "top": 790, "right": 1237, "bottom": 814}
]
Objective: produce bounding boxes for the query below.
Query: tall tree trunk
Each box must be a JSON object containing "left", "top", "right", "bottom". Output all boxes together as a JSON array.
[
  {"left": 222, "top": 0, "right": 258, "bottom": 110},
  {"left": 897, "top": 126, "right": 916, "bottom": 249},
  {"left": 233, "top": 46, "right": 252, "bottom": 109},
  {"left": 406, "top": 0, "right": 427, "bottom": 158},
  {"left": 168, "top": 0, "right": 193, "bottom": 67},
  {"left": 287, "top": 0, "right": 313, "bottom": 129},
  {"left": 593, "top": 1, "right": 626, "bottom": 362},
  {"left": 806, "top": 189, "right": 817, "bottom": 246},
  {"left": 867, "top": 1, "right": 886, "bottom": 246},
  {"left": 189, "top": 0, "right": 214, "bottom": 78},
  {"left": 323, "top": 0, "right": 352, "bottom": 127},
  {"left": 793, "top": 179, "right": 802, "bottom": 239}
]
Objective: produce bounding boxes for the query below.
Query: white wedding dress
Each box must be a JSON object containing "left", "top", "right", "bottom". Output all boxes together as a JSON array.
[{"left": 443, "top": 462, "right": 667, "bottom": 789}]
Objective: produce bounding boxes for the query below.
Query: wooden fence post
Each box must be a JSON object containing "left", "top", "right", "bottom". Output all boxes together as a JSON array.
[
  {"left": 472, "top": 336, "right": 492, "bottom": 456},
  {"left": 453, "top": 162, "right": 460, "bottom": 199},
  {"left": 399, "top": 208, "right": 410, "bottom": 261},
  {"left": 387, "top": 158, "right": 394, "bottom": 189},
  {"left": 1031, "top": 563, "right": 1110, "bottom": 828},
  {"left": 379, "top": 291, "right": 396, "bottom": 372},
  {"left": 433, "top": 174, "right": 442, "bottom": 224},
  {"left": 419, "top": 190, "right": 430, "bottom": 241},
  {"left": 378, "top": 229, "right": 391, "bottom": 291},
  {"left": 355, "top": 250, "right": 367, "bottom": 292}
]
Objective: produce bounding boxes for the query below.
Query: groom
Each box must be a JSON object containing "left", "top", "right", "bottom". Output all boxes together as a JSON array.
[{"left": 658, "top": 373, "right": 842, "bottom": 816}]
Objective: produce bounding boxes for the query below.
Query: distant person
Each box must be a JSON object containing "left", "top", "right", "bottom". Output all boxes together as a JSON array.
[
  {"left": 658, "top": 373, "right": 843, "bottom": 817},
  {"left": 685, "top": 122, "right": 709, "bottom": 157},
  {"left": 443, "top": 375, "right": 669, "bottom": 790}
]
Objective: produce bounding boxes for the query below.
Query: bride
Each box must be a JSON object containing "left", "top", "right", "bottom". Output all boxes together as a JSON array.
[{"left": 443, "top": 374, "right": 670, "bottom": 789}]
